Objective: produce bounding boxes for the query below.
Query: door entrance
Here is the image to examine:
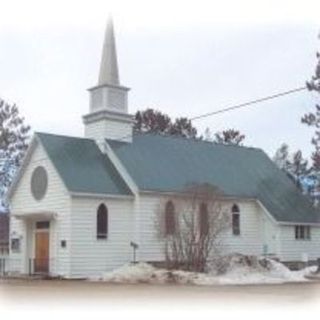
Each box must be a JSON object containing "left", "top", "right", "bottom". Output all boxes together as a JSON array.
[{"left": 34, "top": 221, "right": 50, "bottom": 274}]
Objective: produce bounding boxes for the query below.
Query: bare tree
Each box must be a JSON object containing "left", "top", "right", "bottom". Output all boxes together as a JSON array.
[{"left": 155, "top": 183, "right": 230, "bottom": 272}]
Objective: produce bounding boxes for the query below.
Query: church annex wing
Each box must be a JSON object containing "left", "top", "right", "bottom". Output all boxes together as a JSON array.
[{"left": 107, "top": 133, "right": 320, "bottom": 224}]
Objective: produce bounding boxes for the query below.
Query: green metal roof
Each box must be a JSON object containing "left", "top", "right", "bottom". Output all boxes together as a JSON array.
[
  {"left": 36, "top": 132, "right": 132, "bottom": 196},
  {"left": 108, "top": 133, "right": 320, "bottom": 224}
]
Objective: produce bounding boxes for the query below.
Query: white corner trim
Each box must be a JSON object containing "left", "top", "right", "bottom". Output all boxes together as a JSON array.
[
  {"left": 255, "top": 199, "right": 279, "bottom": 225},
  {"left": 104, "top": 140, "right": 139, "bottom": 195}
]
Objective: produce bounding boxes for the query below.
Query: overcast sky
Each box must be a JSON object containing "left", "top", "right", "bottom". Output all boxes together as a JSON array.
[{"left": 0, "top": 0, "right": 319, "bottom": 158}]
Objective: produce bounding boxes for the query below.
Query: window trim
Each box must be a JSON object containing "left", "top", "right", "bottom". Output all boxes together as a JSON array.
[
  {"left": 295, "top": 225, "right": 311, "bottom": 240},
  {"left": 164, "top": 201, "right": 176, "bottom": 236}
]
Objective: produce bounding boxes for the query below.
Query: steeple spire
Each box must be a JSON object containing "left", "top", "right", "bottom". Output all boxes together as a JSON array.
[
  {"left": 98, "top": 16, "right": 120, "bottom": 86},
  {"left": 84, "top": 16, "right": 133, "bottom": 147}
]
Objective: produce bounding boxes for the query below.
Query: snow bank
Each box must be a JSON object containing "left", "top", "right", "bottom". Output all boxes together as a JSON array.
[
  {"left": 91, "top": 263, "right": 200, "bottom": 285},
  {"left": 90, "top": 255, "right": 317, "bottom": 286}
]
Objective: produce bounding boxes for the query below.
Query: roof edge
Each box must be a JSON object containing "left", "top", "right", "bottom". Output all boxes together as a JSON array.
[
  {"left": 131, "top": 132, "right": 264, "bottom": 153},
  {"left": 70, "top": 191, "right": 135, "bottom": 200},
  {"left": 105, "top": 141, "right": 139, "bottom": 195}
]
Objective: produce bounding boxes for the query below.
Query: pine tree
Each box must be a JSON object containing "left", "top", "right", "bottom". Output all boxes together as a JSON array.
[
  {"left": 170, "top": 117, "right": 197, "bottom": 139},
  {"left": 273, "top": 144, "right": 310, "bottom": 192},
  {"left": 214, "top": 129, "right": 245, "bottom": 146},
  {"left": 134, "top": 109, "right": 198, "bottom": 138},
  {"left": 287, "top": 150, "right": 309, "bottom": 189},
  {"left": 301, "top": 45, "right": 320, "bottom": 171},
  {"left": 273, "top": 143, "right": 290, "bottom": 171},
  {"left": 0, "top": 99, "right": 30, "bottom": 207},
  {"left": 134, "top": 109, "right": 172, "bottom": 135}
]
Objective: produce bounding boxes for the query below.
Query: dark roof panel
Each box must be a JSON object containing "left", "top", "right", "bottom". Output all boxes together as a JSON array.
[
  {"left": 36, "top": 132, "right": 132, "bottom": 196},
  {"left": 109, "top": 133, "right": 320, "bottom": 224}
]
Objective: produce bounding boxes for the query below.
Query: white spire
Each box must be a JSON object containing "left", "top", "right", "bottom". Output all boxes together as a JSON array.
[
  {"left": 98, "top": 16, "right": 120, "bottom": 86},
  {"left": 84, "top": 17, "right": 133, "bottom": 146}
]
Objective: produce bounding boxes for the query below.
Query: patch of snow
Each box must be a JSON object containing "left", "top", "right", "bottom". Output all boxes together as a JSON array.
[
  {"left": 91, "top": 263, "right": 156, "bottom": 283},
  {"left": 89, "top": 256, "right": 318, "bottom": 286}
]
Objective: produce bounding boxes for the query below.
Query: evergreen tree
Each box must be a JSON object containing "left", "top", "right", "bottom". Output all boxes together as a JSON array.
[
  {"left": 301, "top": 46, "right": 320, "bottom": 171},
  {"left": 214, "top": 129, "right": 245, "bottom": 146},
  {"left": 0, "top": 99, "right": 30, "bottom": 207},
  {"left": 134, "top": 109, "right": 245, "bottom": 143},
  {"left": 287, "top": 150, "right": 309, "bottom": 189},
  {"left": 273, "top": 144, "right": 310, "bottom": 191},
  {"left": 134, "top": 109, "right": 198, "bottom": 138},
  {"left": 273, "top": 143, "right": 290, "bottom": 171},
  {"left": 134, "top": 109, "right": 172, "bottom": 135},
  {"left": 170, "top": 117, "right": 198, "bottom": 139}
]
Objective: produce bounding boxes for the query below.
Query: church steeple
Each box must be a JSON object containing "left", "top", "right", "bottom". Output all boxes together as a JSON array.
[
  {"left": 98, "top": 17, "right": 120, "bottom": 86},
  {"left": 83, "top": 17, "right": 134, "bottom": 148}
]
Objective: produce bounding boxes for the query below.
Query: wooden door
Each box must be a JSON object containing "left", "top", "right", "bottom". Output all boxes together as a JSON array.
[{"left": 34, "top": 231, "right": 49, "bottom": 273}]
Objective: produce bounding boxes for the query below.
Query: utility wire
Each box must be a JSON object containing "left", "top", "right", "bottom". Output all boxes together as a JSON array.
[
  {"left": 112, "top": 85, "right": 308, "bottom": 143},
  {"left": 190, "top": 86, "right": 307, "bottom": 121}
]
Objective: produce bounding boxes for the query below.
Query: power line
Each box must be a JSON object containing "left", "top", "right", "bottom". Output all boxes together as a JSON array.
[
  {"left": 190, "top": 86, "right": 307, "bottom": 121},
  {"left": 114, "top": 85, "right": 307, "bottom": 143}
]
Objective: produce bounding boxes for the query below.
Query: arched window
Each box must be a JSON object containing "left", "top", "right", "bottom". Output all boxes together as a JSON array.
[
  {"left": 165, "top": 201, "right": 176, "bottom": 235},
  {"left": 199, "top": 203, "right": 209, "bottom": 236},
  {"left": 97, "top": 204, "right": 108, "bottom": 239},
  {"left": 232, "top": 204, "right": 240, "bottom": 236}
]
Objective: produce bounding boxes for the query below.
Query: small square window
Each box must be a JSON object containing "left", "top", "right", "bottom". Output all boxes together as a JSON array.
[
  {"left": 295, "top": 226, "right": 311, "bottom": 240},
  {"left": 61, "top": 240, "right": 67, "bottom": 248}
]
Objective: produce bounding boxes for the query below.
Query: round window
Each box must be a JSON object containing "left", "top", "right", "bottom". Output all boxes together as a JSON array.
[{"left": 31, "top": 166, "right": 48, "bottom": 200}]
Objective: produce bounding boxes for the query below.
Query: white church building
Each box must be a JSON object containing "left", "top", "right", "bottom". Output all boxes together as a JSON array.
[{"left": 6, "top": 19, "right": 320, "bottom": 278}]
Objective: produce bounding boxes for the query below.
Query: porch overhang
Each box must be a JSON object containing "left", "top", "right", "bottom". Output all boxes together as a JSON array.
[{"left": 12, "top": 211, "right": 57, "bottom": 220}]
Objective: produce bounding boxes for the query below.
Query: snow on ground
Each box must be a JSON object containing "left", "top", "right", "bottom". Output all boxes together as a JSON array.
[{"left": 89, "top": 255, "right": 318, "bottom": 286}]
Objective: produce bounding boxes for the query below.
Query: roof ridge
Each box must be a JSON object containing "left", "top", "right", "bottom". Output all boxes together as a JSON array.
[
  {"left": 133, "top": 131, "right": 263, "bottom": 152},
  {"left": 35, "top": 131, "right": 94, "bottom": 142}
]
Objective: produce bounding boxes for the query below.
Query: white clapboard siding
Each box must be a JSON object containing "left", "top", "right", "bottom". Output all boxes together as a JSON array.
[
  {"left": 259, "top": 206, "right": 280, "bottom": 256},
  {"left": 134, "top": 195, "right": 164, "bottom": 262},
  {"left": 85, "top": 118, "right": 132, "bottom": 146},
  {"left": 9, "top": 142, "right": 71, "bottom": 277},
  {"left": 69, "top": 196, "right": 134, "bottom": 278},
  {"left": 279, "top": 225, "right": 320, "bottom": 261},
  {"left": 220, "top": 201, "right": 268, "bottom": 256},
  {"left": 136, "top": 195, "right": 278, "bottom": 262}
]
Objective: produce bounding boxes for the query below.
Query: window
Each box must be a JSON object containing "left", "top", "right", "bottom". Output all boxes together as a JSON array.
[
  {"left": 11, "top": 238, "right": 20, "bottom": 253},
  {"left": 165, "top": 201, "right": 176, "bottom": 235},
  {"left": 97, "top": 204, "right": 108, "bottom": 239},
  {"left": 199, "top": 203, "right": 209, "bottom": 236},
  {"left": 36, "top": 221, "right": 50, "bottom": 229},
  {"left": 295, "top": 225, "right": 311, "bottom": 240},
  {"left": 232, "top": 204, "right": 240, "bottom": 236},
  {"left": 61, "top": 240, "right": 67, "bottom": 248},
  {"left": 31, "top": 166, "right": 48, "bottom": 201}
]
